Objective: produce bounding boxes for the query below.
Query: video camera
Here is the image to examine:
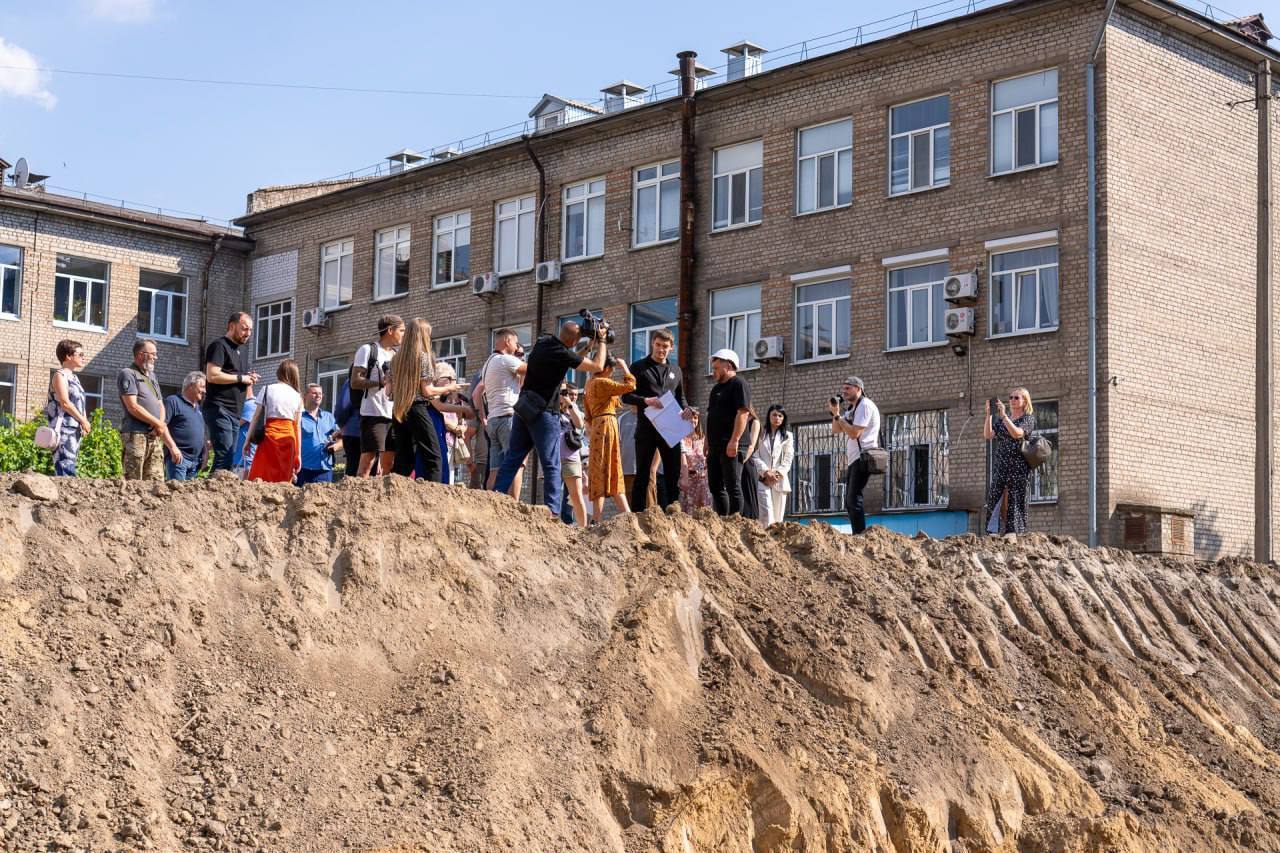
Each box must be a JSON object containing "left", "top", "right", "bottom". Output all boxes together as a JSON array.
[{"left": 577, "top": 309, "right": 615, "bottom": 345}]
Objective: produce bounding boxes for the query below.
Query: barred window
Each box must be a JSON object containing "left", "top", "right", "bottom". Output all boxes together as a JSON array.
[
  {"left": 884, "top": 410, "right": 949, "bottom": 509},
  {"left": 1029, "top": 401, "right": 1059, "bottom": 502},
  {"left": 789, "top": 422, "right": 848, "bottom": 515}
]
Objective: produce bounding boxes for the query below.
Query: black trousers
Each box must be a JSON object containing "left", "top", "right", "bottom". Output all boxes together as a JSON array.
[
  {"left": 844, "top": 458, "right": 871, "bottom": 533},
  {"left": 632, "top": 425, "right": 683, "bottom": 511},
  {"left": 392, "top": 401, "right": 442, "bottom": 483},
  {"left": 341, "top": 435, "right": 363, "bottom": 476},
  {"left": 706, "top": 442, "right": 744, "bottom": 517}
]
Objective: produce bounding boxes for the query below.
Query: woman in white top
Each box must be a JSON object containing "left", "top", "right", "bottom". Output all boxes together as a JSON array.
[
  {"left": 754, "top": 404, "right": 795, "bottom": 527},
  {"left": 247, "top": 360, "right": 304, "bottom": 483}
]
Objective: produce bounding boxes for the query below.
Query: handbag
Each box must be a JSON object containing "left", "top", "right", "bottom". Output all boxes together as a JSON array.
[
  {"left": 248, "top": 387, "right": 270, "bottom": 445},
  {"left": 35, "top": 375, "right": 66, "bottom": 450},
  {"left": 564, "top": 425, "right": 584, "bottom": 451},
  {"left": 1021, "top": 434, "right": 1053, "bottom": 469},
  {"left": 850, "top": 398, "right": 888, "bottom": 475}
]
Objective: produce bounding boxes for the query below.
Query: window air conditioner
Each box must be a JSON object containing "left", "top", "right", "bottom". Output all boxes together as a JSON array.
[
  {"left": 471, "top": 273, "right": 500, "bottom": 296},
  {"left": 535, "top": 260, "right": 562, "bottom": 285},
  {"left": 943, "top": 273, "right": 978, "bottom": 303},
  {"left": 753, "top": 336, "right": 784, "bottom": 363},
  {"left": 301, "top": 307, "right": 327, "bottom": 329},
  {"left": 944, "top": 307, "right": 976, "bottom": 337}
]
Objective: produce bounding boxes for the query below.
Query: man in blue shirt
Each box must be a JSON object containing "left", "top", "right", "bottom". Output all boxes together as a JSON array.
[
  {"left": 297, "top": 383, "right": 339, "bottom": 485},
  {"left": 163, "top": 371, "right": 208, "bottom": 481}
]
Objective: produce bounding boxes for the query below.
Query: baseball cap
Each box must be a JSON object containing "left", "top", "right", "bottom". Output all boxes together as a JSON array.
[
  {"left": 843, "top": 376, "right": 864, "bottom": 390},
  {"left": 710, "top": 348, "right": 740, "bottom": 369}
]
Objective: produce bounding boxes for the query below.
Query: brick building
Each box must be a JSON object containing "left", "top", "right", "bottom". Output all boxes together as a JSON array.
[
  {"left": 0, "top": 185, "right": 252, "bottom": 428},
  {"left": 233, "top": 0, "right": 1280, "bottom": 559}
]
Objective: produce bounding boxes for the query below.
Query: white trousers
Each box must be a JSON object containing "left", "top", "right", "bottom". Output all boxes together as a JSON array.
[{"left": 757, "top": 483, "right": 789, "bottom": 526}]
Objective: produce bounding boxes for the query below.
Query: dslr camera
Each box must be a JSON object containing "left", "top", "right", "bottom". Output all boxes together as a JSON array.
[{"left": 577, "top": 309, "right": 615, "bottom": 345}]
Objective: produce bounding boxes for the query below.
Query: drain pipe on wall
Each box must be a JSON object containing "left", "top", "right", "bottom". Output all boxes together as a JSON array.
[
  {"left": 676, "top": 50, "right": 699, "bottom": 376},
  {"left": 523, "top": 134, "right": 549, "bottom": 504},
  {"left": 1255, "top": 59, "right": 1274, "bottom": 563},
  {"left": 1086, "top": 0, "right": 1117, "bottom": 548},
  {"left": 198, "top": 235, "right": 224, "bottom": 370}
]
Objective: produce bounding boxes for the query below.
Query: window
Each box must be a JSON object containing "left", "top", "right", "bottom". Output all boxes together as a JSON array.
[
  {"left": 255, "top": 299, "right": 292, "bottom": 359},
  {"left": 0, "top": 363, "right": 15, "bottom": 423},
  {"left": 434, "top": 335, "right": 466, "bottom": 378},
  {"left": 321, "top": 239, "right": 354, "bottom": 309},
  {"left": 992, "top": 69, "right": 1058, "bottom": 174},
  {"left": 433, "top": 211, "right": 471, "bottom": 287},
  {"left": 712, "top": 140, "right": 763, "bottom": 230},
  {"left": 990, "top": 243, "right": 1058, "bottom": 336},
  {"left": 81, "top": 374, "right": 103, "bottom": 414},
  {"left": 374, "top": 226, "right": 410, "bottom": 299},
  {"left": 0, "top": 244, "right": 21, "bottom": 319},
  {"left": 316, "top": 356, "right": 348, "bottom": 410},
  {"left": 495, "top": 195, "right": 536, "bottom": 275},
  {"left": 709, "top": 283, "right": 761, "bottom": 371},
  {"left": 887, "top": 261, "right": 948, "bottom": 349},
  {"left": 794, "top": 277, "right": 851, "bottom": 362},
  {"left": 796, "top": 119, "right": 853, "bottom": 214},
  {"left": 137, "top": 270, "right": 187, "bottom": 342},
  {"left": 630, "top": 297, "right": 678, "bottom": 363},
  {"left": 54, "top": 255, "right": 109, "bottom": 330},
  {"left": 1029, "top": 400, "right": 1059, "bottom": 502},
  {"left": 633, "top": 161, "right": 680, "bottom": 247},
  {"left": 884, "top": 410, "right": 949, "bottom": 509},
  {"left": 563, "top": 178, "right": 606, "bottom": 261},
  {"left": 790, "top": 422, "right": 848, "bottom": 515},
  {"left": 890, "top": 95, "right": 950, "bottom": 194},
  {"left": 559, "top": 311, "right": 601, "bottom": 388},
  {"left": 491, "top": 323, "right": 533, "bottom": 352}
]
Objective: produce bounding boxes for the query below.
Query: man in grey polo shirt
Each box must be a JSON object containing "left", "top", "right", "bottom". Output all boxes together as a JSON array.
[
  {"left": 474, "top": 328, "right": 527, "bottom": 493},
  {"left": 117, "top": 339, "right": 180, "bottom": 481}
]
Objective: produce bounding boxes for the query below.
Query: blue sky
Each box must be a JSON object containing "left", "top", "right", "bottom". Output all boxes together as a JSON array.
[{"left": 2, "top": 0, "right": 1274, "bottom": 224}]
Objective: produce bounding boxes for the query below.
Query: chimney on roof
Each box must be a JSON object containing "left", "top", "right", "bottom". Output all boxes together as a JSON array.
[
  {"left": 668, "top": 61, "right": 715, "bottom": 91},
  {"left": 385, "top": 148, "right": 426, "bottom": 174},
  {"left": 430, "top": 145, "right": 461, "bottom": 162},
  {"left": 602, "top": 81, "right": 646, "bottom": 113},
  {"left": 722, "top": 41, "right": 767, "bottom": 82},
  {"left": 1224, "top": 13, "right": 1273, "bottom": 46}
]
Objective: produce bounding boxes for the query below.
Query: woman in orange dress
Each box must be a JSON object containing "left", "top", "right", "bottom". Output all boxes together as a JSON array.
[
  {"left": 584, "top": 357, "right": 636, "bottom": 524},
  {"left": 247, "top": 360, "right": 303, "bottom": 483}
]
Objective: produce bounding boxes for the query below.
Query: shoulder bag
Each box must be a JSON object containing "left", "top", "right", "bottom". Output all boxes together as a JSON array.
[
  {"left": 35, "top": 372, "right": 67, "bottom": 450},
  {"left": 248, "top": 386, "right": 271, "bottom": 446},
  {"left": 850, "top": 398, "right": 889, "bottom": 476},
  {"left": 348, "top": 341, "right": 380, "bottom": 412},
  {"left": 1020, "top": 432, "right": 1053, "bottom": 470}
]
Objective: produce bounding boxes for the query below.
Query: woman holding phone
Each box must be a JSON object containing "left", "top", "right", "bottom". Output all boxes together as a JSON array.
[{"left": 984, "top": 387, "right": 1036, "bottom": 536}]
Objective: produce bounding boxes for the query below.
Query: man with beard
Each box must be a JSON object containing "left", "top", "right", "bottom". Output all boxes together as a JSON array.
[{"left": 203, "top": 312, "right": 260, "bottom": 471}]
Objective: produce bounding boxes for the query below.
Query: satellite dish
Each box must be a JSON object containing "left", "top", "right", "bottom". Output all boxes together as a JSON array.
[{"left": 13, "top": 158, "right": 29, "bottom": 189}]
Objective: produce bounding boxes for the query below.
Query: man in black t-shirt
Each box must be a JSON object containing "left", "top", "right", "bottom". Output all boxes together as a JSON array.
[
  {"left": 202, "top": 312, "right": 260, "bottom": 471},
  {"left": 705, "top": 348, "right": 752, "bottom": 517},
  {"left": 621, "top": 328, "right": 691, "bottom": 511},
  {"left": 493, "top": 319, "right": 609, "bottom": 515}
]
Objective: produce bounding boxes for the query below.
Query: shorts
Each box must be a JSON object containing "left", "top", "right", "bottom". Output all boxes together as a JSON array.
[
  {"left": 562, "top": 456, "right": 583, "bottom": 478},
  {"left": 486, "top": 414, "right": 515, "bottom": 469},
  {"left": 360, "top": 416, "right": 397, "bottom": 453}
]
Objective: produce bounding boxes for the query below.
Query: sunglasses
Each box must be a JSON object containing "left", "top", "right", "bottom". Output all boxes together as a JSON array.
[{"left": 1008, "top": 396, "right": 1022, "bottom": 401}]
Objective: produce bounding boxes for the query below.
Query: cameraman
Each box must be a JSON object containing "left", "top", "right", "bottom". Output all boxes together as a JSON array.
[
  {"left": 827, "top": 376, "right": 880, "bottom": 533},
  {"left": 492, "top": 318, "right": 609, "bottom": 515}
]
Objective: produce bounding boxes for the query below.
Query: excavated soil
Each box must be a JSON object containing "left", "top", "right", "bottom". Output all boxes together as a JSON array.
[{"left": 2, "top": 473, "right": 1280, "bottom": 852}]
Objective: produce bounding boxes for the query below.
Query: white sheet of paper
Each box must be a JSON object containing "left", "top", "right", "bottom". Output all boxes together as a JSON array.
[{"left": 644, "top": 391, "right": 694, "bottom": 448}]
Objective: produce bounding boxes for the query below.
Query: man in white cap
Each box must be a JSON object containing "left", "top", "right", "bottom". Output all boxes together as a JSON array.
[
  {"left": 828, "top": 375, "right": 880, "bottom": 533},
  {"left": 705, "top": 348, "right": 752, "bottom": 516}
]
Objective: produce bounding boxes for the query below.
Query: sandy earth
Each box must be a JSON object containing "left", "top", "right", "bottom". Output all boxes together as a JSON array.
[{"left": 2, "top": 472, "right": 1280, "bottom": 852}]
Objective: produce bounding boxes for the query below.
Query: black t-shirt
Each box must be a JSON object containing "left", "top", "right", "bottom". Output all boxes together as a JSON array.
[
  {"left": 521, "top": 335, "right": 583, "bottom": 411},
  {"left": 706, "top": 375, "right": 751, "bottom": 450},
  {"left": 203, "top": 336, "right": 250, "bottom": 414}
]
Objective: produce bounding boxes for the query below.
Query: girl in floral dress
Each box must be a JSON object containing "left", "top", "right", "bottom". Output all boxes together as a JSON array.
[{"left": 679, "top": 410, "right": 712, "bottom": 513}]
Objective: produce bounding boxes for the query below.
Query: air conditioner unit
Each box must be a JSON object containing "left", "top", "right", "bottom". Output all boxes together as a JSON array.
[
  {"left": 301, "top": 307, "right": 327, "bottom": 329},
  {"left": 944, "top": 307, "right": 976, "bottom": 337},
  {"left": 753, "top": 335, "right": 784, "bottom": 363},
  {"left": 535, "top": 260, "right": 562, "bottom": 285},
  {"left": 943, "top": 272, "right": 978, "bottom": 303},
  {"left": 471, "top": 272, "right": 500, "bottom": 296}
]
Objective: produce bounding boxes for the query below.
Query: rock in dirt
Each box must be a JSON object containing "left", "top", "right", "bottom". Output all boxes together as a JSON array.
[{"left": 12, "top": 473, "right": 57, "bottom": 502}]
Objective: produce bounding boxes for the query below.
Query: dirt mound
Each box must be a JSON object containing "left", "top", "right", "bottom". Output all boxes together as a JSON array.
[{"left": 3, "top": 473, "right": 1280, "bottom": 852}]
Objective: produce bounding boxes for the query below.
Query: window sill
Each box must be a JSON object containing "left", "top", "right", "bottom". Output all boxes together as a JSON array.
[
  {"left": 431, "top": 280, "right": 470, "bottom": 291},
  {"left": 878, "top": 504, "right": 950, "bottom": 514},
  {"left": 709, "top": 220, "right": 762, "bottom": 236},
  {"left": 371, "top": 292, "right": 410, "bottom": 304},
  {"left": 987, "top": 326, "right": 1058, "bottom": 341},
  {"left": 497, "top": 268, "right": 534, "bottom": 278},
  {"left": 53, "top": 321, "right": 107, "bottom": 334},
  {"left": 256, "top": 351, "right": 292, "bottom": 362},
  {"left": 562, "top": 253, "right": 603, "bottom": 267},
  {"left": 887, "top": 182, "right": 950, "bottom": 199},
  {"left": 630, "top": 237, "right": 680, "bottom": 252},
  {"left": 138, "top": 333, "right": 189, "bottom": 346},
  {"left": 792, "top": 353, "right": 851, "bottom": 366},
  {"left": 884, "top": 341, "right": 949, "bottom": 353},
  {"left": 989, "top": 161, "right": 1058, "bottom": 179},
  {"left": 321, "top": 303, "right": 353, "bottom": 314},
  {"left": 794, "top": 202, "right": 852, "bottom": 219},
  {"left": 1029, "top": 498, "right": 1059, "bottom": 506},
  {"left": 0, "top": 313, "right": 20, "bottom": 322}
]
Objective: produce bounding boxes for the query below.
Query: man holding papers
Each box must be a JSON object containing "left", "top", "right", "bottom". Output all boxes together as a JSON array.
[{"left": 621, "top": 329, "right": 693, "bottom": 511}]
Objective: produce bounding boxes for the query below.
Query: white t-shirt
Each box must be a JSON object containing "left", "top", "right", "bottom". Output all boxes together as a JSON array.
[
  {"left": 481, "top": 352, "right": 523, "bottom": 419},
  {"left": 260, "top": 383, "right": 302, "bottom": 421},
  {"left": 354, "top": 342, "right": 397, "bottom": 419},
  {"left": 845, "top": 396, "right": 881, "bottom": 463}
]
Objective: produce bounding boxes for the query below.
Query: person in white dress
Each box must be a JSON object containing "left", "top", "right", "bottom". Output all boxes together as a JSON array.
[{"left": 754, "top": 404, "right": 794, "bottom": 527}]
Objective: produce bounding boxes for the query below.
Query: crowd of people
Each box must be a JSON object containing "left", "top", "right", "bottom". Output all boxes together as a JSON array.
[{"left": 40, "top": 311, "right": 1040, "bottom": 537}]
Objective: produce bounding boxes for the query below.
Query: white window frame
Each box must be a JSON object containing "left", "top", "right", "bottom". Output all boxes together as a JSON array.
[
  {"left": 432, "top": 210, "right": 471, "bottom": 288},
  {"left": 320, "top": 238, "right": 354, "bottom": 310},
  {"left": 433, "top": 335, "right": 467, "bottom": 378},
  {"left": 562, "top": 177, "right": 606, "bottom": 262},
  {"left": 494, "top": 194, "right": 536, "bottom": 276},
  {"left": 491, "top": 324, "right": 533, "bottom": 351},
  {"left": 255, "top": 298, "right": 293, "bottom": 360},
  {"left": 991, "top": 68, "right": 1059, "bottom": 176},
  {"left": 315, "top": 356, "right": 348, "bottom": 411},
  {"left": 629, "top": 297, "right": 678, "bottom": 362},
  {"left": 885, "top": 258, "right": 949, "bottom": 351},
  {"left": 137, "top": 270, "right": 188, "bottom": 343},
  {"left": 1029, "top": 400, "right": 1059, "bottom": 503},
  {"left": 0, "top": 245, "right": 21, "bottom": 320},
  {"left": 712, "top": 140, "right": 763, "bottom": 232},
  {"left": 888, "top": 94, "right": 950, "bottom": 195},
  {"left": 988, "top": 237, "right": 1059, "bottom": 338},
  {"left": 0, "top": 363, "right": 15, "bottom": 423},
  {"left": 53, "top": 255, "right": 109, "bottom": 332},
  {"left": 80, "top": 374, "right": 103, "bottom": 415},
  {"left": 792, "top": 274, "right": 851, "bottom": 363},
  {"left": 632, "top": 161, "right": 681, "bottom": 248},
  {"left": 708, "top": 283, "right": 762, "bottom": 372},
  {"left": 884, "top": 410, "right": 950, "bottom": 510},
  {"left": 373, "top": 225, "right": 411, "bottom": 301},
  {"left": 795, "top": 119, "right": 853, "bottom": 215}
]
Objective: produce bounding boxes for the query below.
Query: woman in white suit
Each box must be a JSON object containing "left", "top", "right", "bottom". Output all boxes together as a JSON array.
[{"left": 754, "top": 404, "right": 794, "bottom": 526}]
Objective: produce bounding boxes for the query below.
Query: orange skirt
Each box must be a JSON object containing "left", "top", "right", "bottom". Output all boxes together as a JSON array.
[{"left": 247, "top": 418, "right": 298, "bottom": 483}]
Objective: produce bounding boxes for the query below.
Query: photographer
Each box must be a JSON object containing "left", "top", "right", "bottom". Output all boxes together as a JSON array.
[
  {"left": 492, "top": 317, "right": 610, "bottom": 515},
  {"left": 984, "top": 387, "right": 1036, "bottom": 537},
  {"left": 705, "top": 349, "right": 752, "bottom": 517},
  {"left": 828, "top": 376, "right": 880, "bottom": 534}
]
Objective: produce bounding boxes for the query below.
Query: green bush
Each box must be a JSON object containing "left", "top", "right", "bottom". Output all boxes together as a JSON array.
[
  {"left": 0, "top": 416, "right": 53, "bottom": 475},
  {"left": 77, "top": 408, "right": 123, "bottom": 478},
  {"left": 0, "top": 409, "right": 122, "bottom": 478}
]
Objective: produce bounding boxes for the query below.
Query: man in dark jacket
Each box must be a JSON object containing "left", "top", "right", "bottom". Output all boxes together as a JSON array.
[{"left": 621, "top": 329, "right": 691, "bottom": 511}]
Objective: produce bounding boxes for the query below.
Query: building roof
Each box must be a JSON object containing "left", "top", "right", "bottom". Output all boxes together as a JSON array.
[{"left": 528, "top": 94, "right": 605, "bottom": 119}]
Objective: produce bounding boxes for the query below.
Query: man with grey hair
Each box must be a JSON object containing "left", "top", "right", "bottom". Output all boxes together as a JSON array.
[
  {"left": 163, "top": 371, "right": 209, "bottom": 481},
  {"left": 828, "top": 375, "right": 881, "bottom": 533}
]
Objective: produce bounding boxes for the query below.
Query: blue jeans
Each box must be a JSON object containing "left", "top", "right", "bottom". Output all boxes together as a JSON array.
[
  {"left": 296, "top": 468, "right": 334, "bottom": 486},
  {"left": 203, "top": 406, "right": 239, "bottom": 471},
  {"left": 493, "top": 411, "right": 562, "bottom": 515},
  {"left": 166, "top": 454, "right": 202, "bottom": 481}
]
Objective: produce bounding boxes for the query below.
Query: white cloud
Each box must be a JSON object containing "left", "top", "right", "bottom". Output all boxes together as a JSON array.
[
  {"left": 86, "top": 0, "right": 156, "bottom": 22},
  {"left": 0, "top": 38, "right": 56, "bottom": 110}
]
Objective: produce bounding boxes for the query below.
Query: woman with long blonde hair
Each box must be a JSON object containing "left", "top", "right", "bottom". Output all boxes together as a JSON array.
[
  {"left": 984, "top": 386, "right": 1037, "bottom": 537},
  {"left": 388, "top": 318, "right": 461, "bottom": 481},
  {"left": 247, "top": 360, "right": 303, "bottom": 483}
]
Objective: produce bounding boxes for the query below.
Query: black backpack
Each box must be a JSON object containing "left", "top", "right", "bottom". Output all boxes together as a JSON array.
[{"left": 347, "top": 342, "right": 380, "bottom": 412}]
